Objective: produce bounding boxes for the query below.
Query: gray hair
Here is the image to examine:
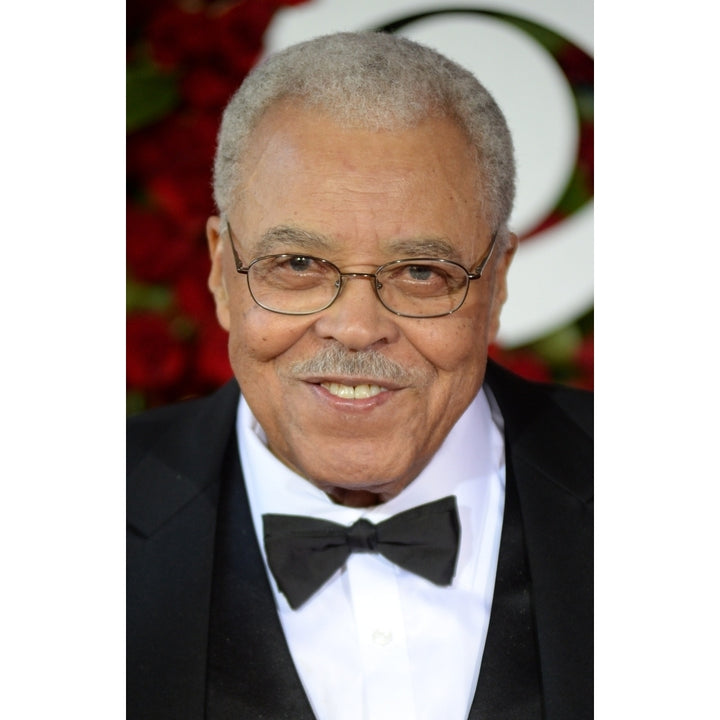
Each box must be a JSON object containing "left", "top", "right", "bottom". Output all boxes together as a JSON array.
[{"left": 213, "top": 31, "right": 515, "bottom": 244}]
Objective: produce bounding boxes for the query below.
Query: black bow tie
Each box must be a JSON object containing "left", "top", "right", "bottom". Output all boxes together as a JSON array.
[{"left": 263, "top": 495, "right": 460, "bottom": 609}]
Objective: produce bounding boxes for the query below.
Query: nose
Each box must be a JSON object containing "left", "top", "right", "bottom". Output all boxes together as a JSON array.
[{"left": 312, "top": 273, "right": 400, "bottom": 350}]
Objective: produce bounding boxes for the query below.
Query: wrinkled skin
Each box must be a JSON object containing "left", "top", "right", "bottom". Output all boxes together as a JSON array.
[{"left": 207, "top": 101, "right": 516, "bottom": 506}]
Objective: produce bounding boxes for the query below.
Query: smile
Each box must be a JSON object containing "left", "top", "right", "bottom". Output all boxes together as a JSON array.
[{"left": 320, "top": 382, "right": 387, "bottom": 399}]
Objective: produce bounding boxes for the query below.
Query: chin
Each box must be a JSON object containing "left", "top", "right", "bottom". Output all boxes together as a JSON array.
[{"left": 304, "top": 454, "right": 419, "bottom": 503}]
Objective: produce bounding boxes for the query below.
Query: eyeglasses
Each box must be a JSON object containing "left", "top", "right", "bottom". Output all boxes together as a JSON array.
[{"left": 224, "top": 221, "right": 497, "bottom": 319}]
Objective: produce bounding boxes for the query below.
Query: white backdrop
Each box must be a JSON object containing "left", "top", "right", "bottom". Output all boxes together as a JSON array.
[{"left": 264, "top": 0, "right": 593, "bottom": 346}]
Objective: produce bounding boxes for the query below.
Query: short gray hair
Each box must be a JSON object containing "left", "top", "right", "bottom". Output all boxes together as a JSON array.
[{"left": 213, "top": 31, "right": 515, "bottom": 242}]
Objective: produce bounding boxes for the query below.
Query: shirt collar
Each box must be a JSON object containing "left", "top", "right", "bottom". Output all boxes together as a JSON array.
[{"left": 238, "top": 386, "right": 504, "bottom": 533}]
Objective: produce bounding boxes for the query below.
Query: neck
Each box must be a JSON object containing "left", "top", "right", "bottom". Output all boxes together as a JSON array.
[{"left": 325, "top": 487, "right": 388, "bottom": 508}]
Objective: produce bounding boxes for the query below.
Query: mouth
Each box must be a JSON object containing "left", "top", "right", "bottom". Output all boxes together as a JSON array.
[{"left": 320, "top": 381, "right": 387, "bottom": 399}]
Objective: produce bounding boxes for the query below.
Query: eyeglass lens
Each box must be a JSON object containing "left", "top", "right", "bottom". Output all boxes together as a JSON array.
[{"left": 247, "top": 255, "right": 470, "bottom": 317}]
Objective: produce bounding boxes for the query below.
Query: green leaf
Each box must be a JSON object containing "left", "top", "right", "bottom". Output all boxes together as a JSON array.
[
  {"left": 126, "top": 279, "right": 174, "bottom": 313},
  {"left": 126, "top": 390, "right": 147, "bottom": 416},
  {"left": 530, "top": 324, "right": 583, "bottom": 365},
  {"left": 127, "top": 59, "right": 180, "bottom": 133}
]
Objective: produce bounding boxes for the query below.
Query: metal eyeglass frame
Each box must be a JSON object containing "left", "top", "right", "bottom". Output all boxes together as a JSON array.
[{"left": 223, "top": 219, "right": 498, "bottom": 318}]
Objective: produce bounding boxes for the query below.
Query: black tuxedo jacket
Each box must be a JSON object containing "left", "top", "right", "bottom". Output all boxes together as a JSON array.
[{"left": 127, "top": 361, "right": 592, "bottom": 719}]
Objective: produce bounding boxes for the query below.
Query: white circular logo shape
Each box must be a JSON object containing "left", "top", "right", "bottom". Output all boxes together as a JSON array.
[{"left": 266, "top": 1, "right": 594, "bottom": 346}]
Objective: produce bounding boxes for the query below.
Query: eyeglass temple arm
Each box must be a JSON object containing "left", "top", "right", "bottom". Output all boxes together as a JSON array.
[
  {"left": 222, "top": 218, "right": 249, "bottom": 274},
  {"left": 468, "top": 231, "right": 498, "bottom": 280}
]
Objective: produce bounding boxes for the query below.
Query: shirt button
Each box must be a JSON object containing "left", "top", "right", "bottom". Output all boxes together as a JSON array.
[{"left": 372, "top": 629, "right": 393, "bottom": 646}]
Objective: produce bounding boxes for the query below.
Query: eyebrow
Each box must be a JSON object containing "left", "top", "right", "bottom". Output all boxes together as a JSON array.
[
  {"left": 253, "top": 226, "right": 462, "bottom": 262},
  {"left": 385, "top": 237, "right": 462, "bottom": 261},
  {"left": 255, "top": 226, "right": 333, "bottom": 255}
]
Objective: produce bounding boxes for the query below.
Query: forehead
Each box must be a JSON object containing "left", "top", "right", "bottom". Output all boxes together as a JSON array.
[
  {"left": 232, "top": 102, "right": 489, "bottom": 260},
  {"left": 252, "top": 224, "right": 465, "bottom": 264}
]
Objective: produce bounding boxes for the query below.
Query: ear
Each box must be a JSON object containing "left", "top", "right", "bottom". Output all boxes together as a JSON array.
[
  {"left": 206, "top": 215, "right": 231, "bottom": 331},
  {"left": 487, "top": 232, "right": 518, "bottom": 343}
]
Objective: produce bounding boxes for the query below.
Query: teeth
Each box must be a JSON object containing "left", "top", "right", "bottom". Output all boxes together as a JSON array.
[{"left": 322, "top": 382, "right": 386, "bottom": 399}]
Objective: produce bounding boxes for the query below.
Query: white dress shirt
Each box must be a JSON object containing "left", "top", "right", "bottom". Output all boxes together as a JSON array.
[{"left": 237, "top": 387, "right": 506, "bottom": 720}]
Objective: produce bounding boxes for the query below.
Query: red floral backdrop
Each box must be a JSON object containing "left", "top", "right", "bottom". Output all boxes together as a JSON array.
[{"left": 126, "top": 0, "right": 593, "bottom": 414}]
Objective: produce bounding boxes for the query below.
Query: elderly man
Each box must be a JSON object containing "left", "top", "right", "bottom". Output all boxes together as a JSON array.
[{"left": 127, "top": 31, "right": 592, "bottom": 720}]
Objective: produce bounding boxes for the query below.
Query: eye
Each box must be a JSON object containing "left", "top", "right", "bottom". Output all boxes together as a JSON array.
[
  {"left": 406, "top": 264, "right": 437, "bottom": 282},
  {"left": 270, "top": 255, "right": 326, "bottom": 276},
  {"left": 381, "top": 261, "right": 466, "bottom": 297},
  {"left": 286, "top": 256, "right": 314, "bottom": 272},
  {"left": 398, "top": 263, "right": 452, "bottom": 286},
  {"left": 388, "top": 262, "right": 450, "bottom": 292},
  {"left": 258, "top": 255, "right": 335, "bottom": 290}
]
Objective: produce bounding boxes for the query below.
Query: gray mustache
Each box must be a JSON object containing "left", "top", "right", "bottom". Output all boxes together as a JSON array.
[{"left": 289, "top": 346, "right": 417, "bottom": 385}]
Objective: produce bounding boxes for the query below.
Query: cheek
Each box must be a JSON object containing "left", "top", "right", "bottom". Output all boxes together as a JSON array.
[
  {"left": 226, "top": 301, "right": 313, "bottom": 369},
  {"left": 408, "top": 314, "right": 488, "bottom": 376}
]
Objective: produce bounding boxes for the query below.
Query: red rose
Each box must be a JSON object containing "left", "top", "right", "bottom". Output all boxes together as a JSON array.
[
  {"left": 128, "top": 111, "right": 217, "bottom": 177},
  {"left": 127, "top": 0, "right": 175, "bottom": 47},
  {"left": 488, "top": 345, "right": 553, "bottom": 383},
  {"left": 127, "top": 122, "right": 167, "bottom": 180},
  {"left": 572, "top": 333, "right": 594, "bottom": 390},
  {"left": 127, "top": 312, "right": 188, "bottom": 391},
  {"left": 132, "top": 114, "right": 217, "bottom": 224},
  {"left": 216, "top": 2, "right": 276, "bottom": 76},
  {"left": 127, "top": 204, "right": 198, "bottom": 283},
  {"left": 130, "top": 112, "right": 217, "bottom": 179},
  {"left": 173, "top": 251, "right": 215, "bottom": 324},
  {"left": 146, "top": 172, "right": 211, "bottom": 238},
  {"left": 181, "top": 66, "right": 239, "bottom": 111},
  {"left": 195, "top": 321, "right": 233, "bottom": 386},
  {"left": 147, "top": 6, "right": 215, "bottom": 70}
]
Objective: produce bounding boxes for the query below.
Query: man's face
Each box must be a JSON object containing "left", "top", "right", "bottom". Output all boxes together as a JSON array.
[{"left": 207, "top": 101, "right": 515, "bottom": 505}]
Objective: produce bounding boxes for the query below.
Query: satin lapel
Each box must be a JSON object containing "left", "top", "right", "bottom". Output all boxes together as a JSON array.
[
  {"left": 127, "top": 382, "right": 240, "bottom": 720},
  {"left": 483, "top": 362, "right": 594, "bottom": 720},
  {"left": 205, "top": 431, "right": 316, "bottom": 719},
  {"left": 468, "top": 453, "right": 543, "bottom": 720},
  {"left": 510, "top": 444, "right": 593, "bottom": 720}
]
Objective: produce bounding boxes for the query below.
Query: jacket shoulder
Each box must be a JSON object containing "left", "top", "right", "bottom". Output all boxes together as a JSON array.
[
  {"left": 484, "top": 360, "right": 593, "bottom": 502},
  {"left": 127, "top": 382, "right": 240, "bottom": 472},
  {"left": 485, "top": 360, "right": 593, "bottom": 437}
]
